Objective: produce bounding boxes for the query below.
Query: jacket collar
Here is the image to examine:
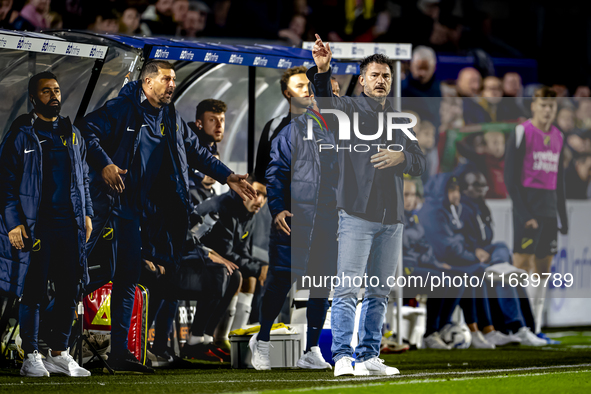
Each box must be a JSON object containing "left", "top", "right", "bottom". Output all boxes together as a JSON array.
[{"left": 361, "top": 92, "right": 394, "bottom": 112}]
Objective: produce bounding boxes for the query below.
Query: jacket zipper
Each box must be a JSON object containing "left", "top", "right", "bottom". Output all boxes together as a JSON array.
[{"left": 382, "top": 208, "right": 386, "bottom": 225}]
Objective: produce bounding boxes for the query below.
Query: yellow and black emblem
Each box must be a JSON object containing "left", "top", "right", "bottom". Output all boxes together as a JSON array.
[
  {"left": 102, "top": 227, "right": 114, "bottom": 240},
  {"left": 32, "top": 239, "right": 41, "bottom": 252}
]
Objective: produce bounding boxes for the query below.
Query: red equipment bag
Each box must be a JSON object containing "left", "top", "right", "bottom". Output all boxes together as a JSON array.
[{"left": 84, "top": 283, "right": 149, "bottom": 364}]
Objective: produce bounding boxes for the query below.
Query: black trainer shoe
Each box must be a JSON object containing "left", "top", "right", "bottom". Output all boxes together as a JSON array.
[
  {"left": 107, "top": 350, "right": 155, "bottom": 374},
  {"left": 180, "top": 343, "right": 223, "bottom": 362},
  {"left": 151, "top": 348, "right": 192, "bottom": 368}
]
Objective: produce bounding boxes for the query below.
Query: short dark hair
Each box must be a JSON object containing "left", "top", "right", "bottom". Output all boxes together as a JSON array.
[
  {"left": 360, "top": 54, "right": 393, "bottom": 76},
  {"left": 28, "top": 71, "right": 58, "bottom": 98},
  {"left": 196, "top": 99, "right": 227, "bottom": 120},
  {"left": 140, "top": 60, "right": 174, "bottom": 81},
  {"left": 533, "top": 86, "right": 557, "bottom": 101},
  {"left": 280, "top": 66, "right": 308, "bottom": 98}
]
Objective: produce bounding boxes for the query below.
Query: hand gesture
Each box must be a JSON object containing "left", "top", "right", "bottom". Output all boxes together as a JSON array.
[
  {"left": 273, "top": 210, "right": 293, "bottom": 236},
  {"left": 209, "top": 250, "right": 239, "bottom": 275},
  {"left": 475, "top": 248, "right": 491, "bottom": 264},
  {"left": 101, "top": 164, "right": 127, "bottom": 193},
  {"left": 524, "top": 219, "right": 538, "bottom": 229},
  {"left": 227, "top": 173, "right": 257, "bottom": 201},
  {"left": 371, "top": 148, "right": 405, "bottom": 169},
  {"left": 312, "top": 34, "right": 332, "bottom": 73},
  {"left": 8, "top": 225, "right": 28, "bottom": 250}
]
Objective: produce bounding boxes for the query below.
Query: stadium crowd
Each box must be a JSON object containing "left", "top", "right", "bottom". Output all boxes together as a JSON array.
[{"left": 0, "top": 2, "right": 589, "bottom": 378}]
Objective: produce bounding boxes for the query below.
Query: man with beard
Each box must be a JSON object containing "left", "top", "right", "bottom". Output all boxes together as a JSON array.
[
  {"left": 79, "top": 60, "right": 255, "bottom": 373},
  {"left": 0, "top": 72, "right": 93, "bottom": 377},
  {"left": 311, "top": 36, "right": 426, "bottom": 376}
]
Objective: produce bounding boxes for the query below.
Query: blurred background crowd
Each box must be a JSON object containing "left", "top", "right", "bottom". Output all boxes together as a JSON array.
[{"left": 1, "top": 0, "right": 589, "bottom": 199}]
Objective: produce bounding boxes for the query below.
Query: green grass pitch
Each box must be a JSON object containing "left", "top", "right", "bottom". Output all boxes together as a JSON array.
[{"left": 1, "top": 330, "right": 590, "bottom": 394}]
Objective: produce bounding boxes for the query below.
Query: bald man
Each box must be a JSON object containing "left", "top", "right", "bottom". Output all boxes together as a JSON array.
[{"left": 456, "top": 67, "right": 482, "bottom": 98}]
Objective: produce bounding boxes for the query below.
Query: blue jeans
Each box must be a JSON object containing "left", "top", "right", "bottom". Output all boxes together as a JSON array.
[{"left": 331, "top": 211, "right": 403, "bottom": 362}]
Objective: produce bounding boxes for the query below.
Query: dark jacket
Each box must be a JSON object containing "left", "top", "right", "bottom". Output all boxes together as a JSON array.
[
  {"left": 309, "top": 66, "right": 426, "bottom": 224},
  {"left": 265, "top": 112, "right": 338, "bottom": 275},
  {"left": 79, "top": 80, "right": 232, "bottom": 273},
  {"left": 459, "top": 194, "right": 494, "bottom": 252},
  {"left": 417, "top": 172, "right": 480, "bottom": 266},
  {"left": 198, "top": 191, "right": 265, "bottom": 277},
  {"left": 0, "top": 113, "right": 93, "bottom": 296},
  {"left": 254, "top": 114, "right": 291, "bottom": 183},
  {"left": 402, "top": 209, "right": 441, "bottom": 273},
  {"left": 188, "top": 122, "right": 217, "bottom": 155}
]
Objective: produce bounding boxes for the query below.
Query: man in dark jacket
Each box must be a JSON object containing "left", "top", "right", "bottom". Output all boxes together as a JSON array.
[
  {"left": 79, "top": 60, "right": 255, "bottom": 373},
  {"left": 0, "top": 72, "right": 92, "bottom": 377},
  {"left": 311, "top": 36, "right": 426, "bottom": 377},
  {"left": 250, "top": 96, "right": 338, "bottom": 370}
]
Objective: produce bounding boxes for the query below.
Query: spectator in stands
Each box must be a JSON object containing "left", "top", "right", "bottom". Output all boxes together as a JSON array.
[
  {"left": 254, "top": 66, "right": 310, "bottom": 183},
  {"left": 457, "top": 167, "right": 546, "bottom": 346},
  {"left": 463, "top": 76, "right": 501, "bottom": 125},
  {"left": 278, "top": 14, "right": 307, "bottom": 46},
  {"left": 456, "top": 130, "right": 507, "bottom": 199},
  {"left": 119, "top": 6, "right": 142, "bottom": 35},
  {"left": 503, "top": 72, "right": 523, "bottom": 98},
  {"left": 178, "top": 1, "right": 209, "bottom": 38},
  {"left": 556, "top": 107, "right": 577, "bottom": 135},
  {"left": 87, "top": 8, "right": 119, "bottom": 34},
  {"left": 401, "top": 46, "right": 441, "bottom": 129},
  {"left": 0, "top": 0, "right": 35, "bottom": 30},
  {"left": 172, "top": 0, "right": 189, "bottom": 27},
  {"left": 575, "top": 99, "right": 591, "bottom": 131},
  {"left": 456, "top": 67, "right": 482, "bottom": 98},
  {"left": 565, "top": 153, "right": 591, "bottom": 199},
  {"left": 574, "top": 86, "right": 591, "bottom": 100},
  {"left": 402, "top": 46, "right": 441, "bottom": 98},
  {"left": 20, "top": 0, "right": 49, "bottom": 30},
  {"left": 402, "top": 178, "right": 464, "bottom": 350},
  {"left": 142, "top": 0, "right": 177, "bottom": 36},
  {"left": 418, "top": 173, "right": 519, "bottom": 348},
  {"left": 417, "top": 120, "right": 438, "bottom": 184}
]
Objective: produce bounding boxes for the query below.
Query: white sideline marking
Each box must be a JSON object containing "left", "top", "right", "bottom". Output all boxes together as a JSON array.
[{"left": 1, "top": 364, "right": 590, "bottom": 387}]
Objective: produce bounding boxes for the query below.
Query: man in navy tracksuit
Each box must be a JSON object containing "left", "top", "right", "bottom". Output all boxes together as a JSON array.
[
  {"left": 0, "top": 72, "right": 92, "bottom": 377},
  {"left": 79, "top": 60, "right": 255, "bottom": 373},
  {"left": 249, "top": 95, "right": 338, "bottom": 371}
]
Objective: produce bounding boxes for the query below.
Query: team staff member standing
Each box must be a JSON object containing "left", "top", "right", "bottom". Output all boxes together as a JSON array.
[
  {"left": 504, "top": 87, "right": 568, "bottom": 339},
  {"left": 311, "top": 36, "right": 426, "bottom": 377},
  {"left": 80, "top": 60, "right": 255, "bottom": 373},
  {"left": 0, "top": 72, "right": 92, "bottom": 377}
]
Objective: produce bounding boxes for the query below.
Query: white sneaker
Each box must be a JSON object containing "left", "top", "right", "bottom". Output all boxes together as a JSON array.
[
  {"left": 43, "top": 348, "right": 91, "bottom": 377},
  {"left": 21, "top": 351, "right": 50, "bottom": 377},
  {"left": 469, "top": 331, "right": 495, "bottom": 349},
  {"left": 297, "top": 346, "right": 332, "bottom": 369},
  {"left": 423, "top": 332, "right": 451, "bottom": 349},
  {"left": 484, "top": 330, "right": 521, "bottom": 347},
  {"left": 355, "top": 357, "right": 400, "bottom": 376},
  {"left": 516, "top": 327, "right": 547, "bottom": 346},
  {"left": 249, "top": 333, "right": 271, "bottom": 370},
  {"left": 334, "top": 356, "right": 355, "bottom": 377}
]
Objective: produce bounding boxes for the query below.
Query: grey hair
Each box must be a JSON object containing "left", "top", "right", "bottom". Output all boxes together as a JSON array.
[{"left": 412, "top": 46, "right": 436, "bottom": 66}]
